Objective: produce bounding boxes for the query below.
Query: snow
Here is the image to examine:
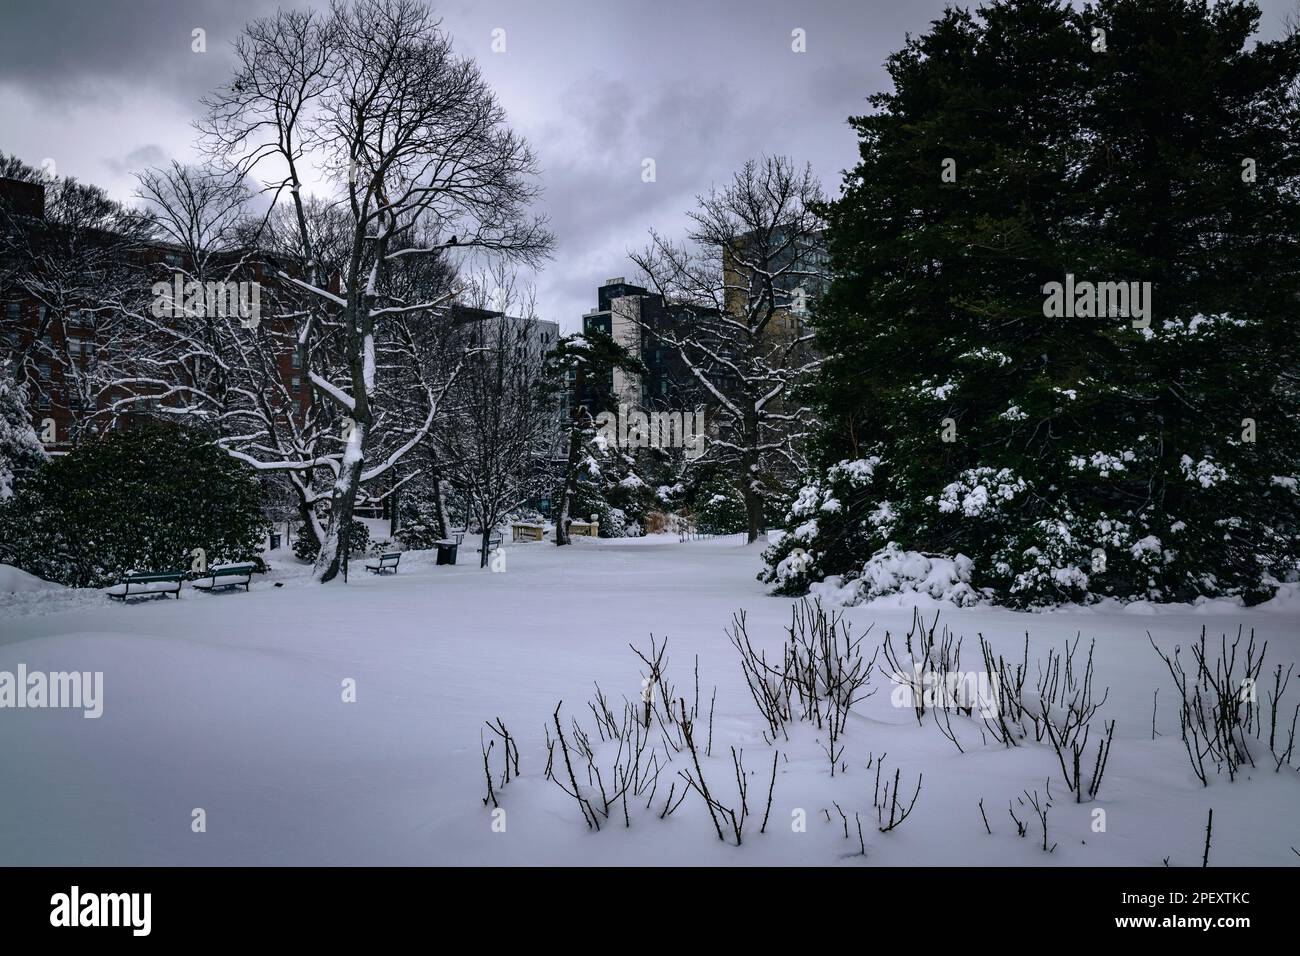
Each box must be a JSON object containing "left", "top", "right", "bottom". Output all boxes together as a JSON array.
[
  {"left": 1180, "top": 455, "right": 1229, "bottom": 488},
  {"left": 1070, "top": 451, "right": 1134, "bottom": 477},
  {"left": 827, "top": 457, "right": 879, "bottom": 486},
  {"left": 958, "top": 347, "right": 1011, "bottom": 367},
  {"left": 103, "top": 580, "right": 180, "bottom": 597},
  {"left": 2, "top": 537, "right": 1298, "bottom": 865},
  {"left": 811, "top": 542, "right": 980, "bottom": 608},
  {"left": 363, "top": 332, "right": 375, "bottom": 397},
  {"left": 936, "top": 467, "right": 1027, "bottom": 517},
  {"left": 0, "top": 563, "right": 61, "bottom": 594}
]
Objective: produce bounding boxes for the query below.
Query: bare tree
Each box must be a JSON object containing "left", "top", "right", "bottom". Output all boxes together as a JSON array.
[
  {"left": 0, "top": 156, "right": 153, "bottom": 446},
  {"left": 115, "top": 162, "right": 256, "bottom": 420},
  {"left": 201, "top": 0, "right": 552, "bottom": 581},
  {"left": 631, "top": 155, "right": 826, "bottom": 542},
  {"left": 438, "top": 276, "right": 558, "bottom": 566}
]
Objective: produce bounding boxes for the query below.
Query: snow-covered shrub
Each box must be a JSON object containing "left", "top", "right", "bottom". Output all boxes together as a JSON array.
[
  {"left": 566, "top": 432, "right": 658, "bottom": 538},
  {"left": 294, "top": 518, "right": 369, "bottom": 561},
  {"left": 858, "top": 543, "right": 978, "bottom": 605},
  {"left": 0, "top": 361, "right": 47, "bottom": 500},
  {"left": 811, "top": 542, "right": 981, "bottom": 607},
  {"left": 694, "top": 474, "right": 747, "bottom": 535},
  {"left": 767, "top": 420, "right": 1300, "bottom": 605},
  {"left": 393, "top": 519, "right": 439, "bottom": 551},
  {"left": 346, "top": 520, "right": 370, "bottom": 556},
  {"left": 991, "top": 516, "right": 1093, "bottom": 606},
  {"left": 761, "top": 458, "right": 885, "bottom": 596},
  {"left": 0, "top": 422, "right": 267, "bottom": 588},
  {"left": 292, "top": 531, "right": 318, "bottom": 562}
]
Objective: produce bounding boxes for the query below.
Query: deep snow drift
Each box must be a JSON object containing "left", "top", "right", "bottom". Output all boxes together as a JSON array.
[{"left": 1, "top": 534, "right": 1297, "bottom": 866}]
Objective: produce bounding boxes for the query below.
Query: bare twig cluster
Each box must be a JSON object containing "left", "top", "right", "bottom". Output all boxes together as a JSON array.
[
  {"left": 480, "top": 717, "right": 520, "bottom": 808},
  {"left": 880, "top": 616, "right": 1116, "bottom": 800},
  {"left": 867, "top": 751, "right": 922, "bottom": 833},
  {"left": 1033, "top": 637, "right": 1114, "bottom": 802},
  {"left": 531, "top": 635, "right": 770, "bottom": 844},
  {"left": 883, "top": 609, "right": 983, "bottom": 751},
  {"left": 730, "top": 598, "right": 877, "bottom": 763},
  {"left": 978, "top": 632, "right": 1031, "bottom": 745},
  {"left": 629, "top": 635, "right": 715, "bottom": 757},
  {"left": 1014, "top": 785, "right": 1056, "bottom": 853},
  {"left": 976, "top": 633, "right": 1116, "bottom": 801},
  {"left": 677, "top": 718, "right": 753, "bottom": 845},
  {"left": 1150, "top": 627, "right": 1298, "bottom": 785},
  {"left": 544, "top": 688, "right": 666, "bottom": 831}
]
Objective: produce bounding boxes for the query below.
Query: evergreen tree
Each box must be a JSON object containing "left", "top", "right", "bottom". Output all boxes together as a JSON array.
[
  {"left": 768, "top": 0, "right": 1300, "bottom": 605},
  {"left": 547, "top": 329, "right": 646, "bottom": 543},
  {"left": 0, "top": 422, "right": 268, "bottom": 587}
]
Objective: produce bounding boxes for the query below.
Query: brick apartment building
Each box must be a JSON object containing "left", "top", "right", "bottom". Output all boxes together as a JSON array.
[{"left": 0, "top": 175, "right": 309, "bottom": 455}]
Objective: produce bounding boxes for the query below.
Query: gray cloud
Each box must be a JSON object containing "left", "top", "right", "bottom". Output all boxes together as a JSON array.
[{"left": 3, "top": 0, "right": 1298, "bottom": 329}]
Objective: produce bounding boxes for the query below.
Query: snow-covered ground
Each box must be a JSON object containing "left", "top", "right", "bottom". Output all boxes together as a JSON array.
[{"left": 1, "top": 534, "right": 1297, "bottom": 866}]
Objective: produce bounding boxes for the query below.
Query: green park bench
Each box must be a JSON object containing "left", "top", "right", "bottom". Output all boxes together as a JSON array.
[
  {"left": 106, "top": 570, "right": 185, "bottom": 601},
  {"left": 191, "top": 563, "right": 256, "bottom": 593},
  {"left": 365, "top": 552, "right": 402, "bottom": 574}
]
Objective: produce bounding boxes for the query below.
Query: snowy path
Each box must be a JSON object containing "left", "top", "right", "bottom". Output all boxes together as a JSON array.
[{"left": 1, "top": 536, "right": 1298, "bottom": 865}]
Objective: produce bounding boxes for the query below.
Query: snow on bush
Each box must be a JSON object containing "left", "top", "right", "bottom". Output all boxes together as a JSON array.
[
  {"left": 1001, "top": 516, "right": 1092, "bottom": 604},
  {"left": 1180, "top": 455, "right": 1229, "bottom": 488},
  {"left": 1069, "top": 450, "right": 1135, "bottom": 477},
  {"left": 770, "top": 547, "right": 815, "bottom": 587},
  {"left": 811, "top": 542, "right": 981, "bottom": 608},
  {"left": 0, "top": 363, "right": 47, "bottom": 500},
  {"left": 827, "top": 457, "right": 880, "bottom": 488},
  {"left": 934, "top": 467, "right": 1027, "bottom": 518}
]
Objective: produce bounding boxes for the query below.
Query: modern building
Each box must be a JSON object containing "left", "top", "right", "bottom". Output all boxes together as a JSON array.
[
  {"left": 722, "top": 226, "right": 828, "bottom": 355},
  {"left": 578, "top": 277, "right": 709, "bottom": 415}
]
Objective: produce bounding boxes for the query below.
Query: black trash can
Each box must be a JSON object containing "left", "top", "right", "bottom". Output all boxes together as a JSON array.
[
  {"left": 435, "top": 540, "right": 458, "bottom": 566},
  {"left": 269, "top": 532, "right": 282, "bottom": 550}
]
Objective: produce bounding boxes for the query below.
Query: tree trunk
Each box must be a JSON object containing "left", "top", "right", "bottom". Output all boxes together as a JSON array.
[
  {"left": 296, "top": 494, "right": 322, "bottom": 550},
  {"left": 743, "top": 483, "right": 763, "bottom": 544},
  {"left": 479, "top": 527, "right": 491, "bottom": 568},
  {"left": 314, "top": 424, "right": 367, "bottom": 582},
  {"left": 742, "top": 416, "right": 762, "bottom": 544},
  {"left": 555, "top": 421, "right": 584, "bottom": 547},
  {"left": 430, "top": 465, "right": 450, "bottom": 540}
]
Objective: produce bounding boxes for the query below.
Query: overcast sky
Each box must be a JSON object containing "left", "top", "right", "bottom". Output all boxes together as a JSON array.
[{"left": 3, "top": 0, "right": 1298, "bottom": 331}]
